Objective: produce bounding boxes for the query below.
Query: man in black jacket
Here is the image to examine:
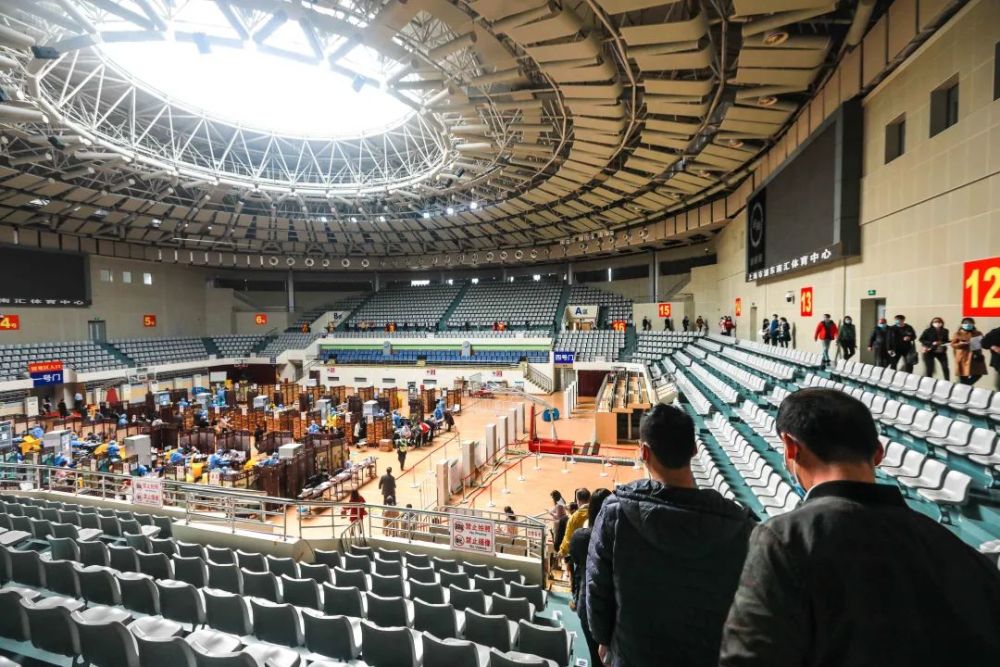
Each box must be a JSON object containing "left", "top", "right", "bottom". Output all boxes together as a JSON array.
[
  {"left": 586, "top": 403, "right": 755, "bottom": 667},
  {"left": 982, "top": 326, "right": 1000, "bottom": 390},
  {"left": 889, "top": 314, "right": 917, "bottom": 372},
  {"left": 720, "top": 388, "right": 1000, "bottom": 666}
]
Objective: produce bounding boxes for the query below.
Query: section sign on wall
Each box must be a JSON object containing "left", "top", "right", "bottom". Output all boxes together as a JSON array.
[
  {"left": 554, "top": 351, "right": 575, "bottom": 364},
  {"left": 800, "top": 287, "right": 814, "bottom": 317},
  {"left": 657, "top": 303, "right": 672, "bottom": 318},
  {"left": 0, "top": 314, "right": 20, "bottom": 331},
  {"left": 449, "top": 515, "right": 496, "bottom": 555},
  {"left": 143, "top": 314, "right": 157, "bottom": 327},
  {"left": 254, "top": 313, "right": 268, "bottom": 325},
  {"left": 734, "top": 298, "right": 742, "bottom": 317},
  {"left": 962, "top": 257, "right": 1000, "bottom": 317},
  {"left": 28, "top": 361, "right": 63, "bottom": 387}
]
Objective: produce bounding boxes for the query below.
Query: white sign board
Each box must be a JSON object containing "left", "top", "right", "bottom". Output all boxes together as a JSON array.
[
  {"left": 134, "top": 477, "right": 164, "bottom": 508},
  {"left": 449, "top": 515, "right": 496, "bottom": 555}
]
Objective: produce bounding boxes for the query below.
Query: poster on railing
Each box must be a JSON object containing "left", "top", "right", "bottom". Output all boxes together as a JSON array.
[
  {"left": 133, "top": 477, "right": 164, "bottom": 508},
  {"left": 449, "top": 515, "right": 496, "bottom": 555}
]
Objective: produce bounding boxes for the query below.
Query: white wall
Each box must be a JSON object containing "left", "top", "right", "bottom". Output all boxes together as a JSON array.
[{"left": 685, "top": 0, "right": 1000, "bottom": 379}]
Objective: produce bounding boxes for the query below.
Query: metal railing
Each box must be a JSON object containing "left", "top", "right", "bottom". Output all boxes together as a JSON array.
[{"left": 0, "top": 461, "right": 546, "bottom": 563}]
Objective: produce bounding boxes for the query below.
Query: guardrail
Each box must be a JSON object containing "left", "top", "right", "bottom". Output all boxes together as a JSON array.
[{"left": 0, "top": 462, "right": 546, "bottom": 564}]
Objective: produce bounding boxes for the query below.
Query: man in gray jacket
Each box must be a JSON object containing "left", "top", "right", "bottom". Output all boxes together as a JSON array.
[
  {"left": 586, "top": 403, "right": 755, "bottom": 666},
  {"left": 720, "top": 388, "right": 1000, "bottom": 666}
]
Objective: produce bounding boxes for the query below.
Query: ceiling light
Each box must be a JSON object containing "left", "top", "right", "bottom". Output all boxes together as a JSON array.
[
  {"left": 762, "top": 31, "right": 789, "bottom": 46},
  {"left": 379, "top": 215, "right": 386, "bottom": 223},
  {"left": 422, "top": 211, "right": 431, "bottom": 219},
  {"left": 727, "top": 138, "right": 744, "bottom": 148},
  {"left": 26, "top": 198, "right": 50, "bottom": 208},
  {"left": 446, "top": 206, "right": 455, "bottom": 215},
  {"left": 350, "top": 216, "right": 358, "bottom": 223},
  {"left": 469, "top": 201, "right": 479, "bottom": 210},
  {"left": 757, "top": 96, "right": 778, "bottom": 107},
  {"left": 319, "top": 216, "right": 329, "bottom": 223}
]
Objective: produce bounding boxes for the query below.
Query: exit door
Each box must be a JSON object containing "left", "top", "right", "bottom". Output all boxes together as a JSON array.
[
  {"left": 750, "top": 306, "right": 758, "bottom": 341},
  {"left": 858, "top": 298, "right": 886, "bottom": 364},
  {"left": 87, "top": 319, "right": 107, "bottom": 342}
]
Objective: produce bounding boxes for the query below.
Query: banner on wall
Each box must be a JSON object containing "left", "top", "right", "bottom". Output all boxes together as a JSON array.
[
  {"left": 0, "top": 314, "right": 20, "bottom": 331},
  {"left": 800, "top": 287, "right": 814, "bottom": 317},
  {"left": 962, "top": 256, "right": 1000, "bottom": 317},
  {"left": 565, "top": 305, "right": 598, "bottom": 320},
  {"left": 657, "top": 303, "right": 672, "bottom": 318},
  {"left": 734, "top": 298, "right": 742, "bottom": 317}
]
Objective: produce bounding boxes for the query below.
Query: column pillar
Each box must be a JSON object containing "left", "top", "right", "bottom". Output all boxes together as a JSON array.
[{"left": 287, "top": 269, "right": 295, "bottom": 312}]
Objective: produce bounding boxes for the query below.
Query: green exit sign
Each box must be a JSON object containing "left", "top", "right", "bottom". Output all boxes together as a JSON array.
[{"left": 867, "top": 289, "right": 877, "bottom": 296}]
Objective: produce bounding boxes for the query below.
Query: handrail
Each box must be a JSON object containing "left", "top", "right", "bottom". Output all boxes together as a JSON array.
[{"left": 0, "top": 462, "right": 545, "bottom": 562}]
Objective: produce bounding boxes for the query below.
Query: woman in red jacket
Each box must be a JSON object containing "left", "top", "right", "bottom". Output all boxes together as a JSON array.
[{"left": 341, "top": 489, "right": 368, "bottom": 533}]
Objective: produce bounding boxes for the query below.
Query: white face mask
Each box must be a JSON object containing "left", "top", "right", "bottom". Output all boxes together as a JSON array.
[{"left": 933, "top": 322, "right": 943, "bottom": 328}]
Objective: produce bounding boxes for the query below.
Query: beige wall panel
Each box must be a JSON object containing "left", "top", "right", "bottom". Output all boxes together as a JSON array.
[
  {"left": 888, "top": 0, "right": 917, "bottom": 61},
  {"left": 862, "top": 16, "right": 888, "bottom": 87}
]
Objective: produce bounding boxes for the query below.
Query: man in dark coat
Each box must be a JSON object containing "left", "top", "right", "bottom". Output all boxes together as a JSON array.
[
  {"left": 982, "top": 326, "right": 1000, "bottom": 390},
  {"left": 586, "top": 404, "right": 755, "bottom": 667},
  {"left": 868, "top": 318, "right": 891, "bottom": 367},
  {"left": 720, "top": 388, "right": 1000, "bottom": 666},
  {"left": 889, "top": 314, "right": 917, "bottom": 372}
]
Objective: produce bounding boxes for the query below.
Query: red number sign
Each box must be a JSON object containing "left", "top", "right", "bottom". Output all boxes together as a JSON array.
[
  {"left": 963, "top": 257, "right": 1000, "bottom": 317},
  {"left": 657, "top": 303, "right": 672, "bottom": 318},
  {"left": 254, "top": 313, "right": 268, "bottom": 326},
  {"left": 734, "top": 298, "right": 742, "bottom": 317},
  {"left": 143, "top": 314, "right": 157, "bottom": 327},
  {"left": 800, "top": 287, "right": 813, "bottom": 318},
  {"left": 611, "top": 320, "right": 627, "bottom": 332},
  {"left": 0, "top": 314, "right": 20, "bottom": 331}
]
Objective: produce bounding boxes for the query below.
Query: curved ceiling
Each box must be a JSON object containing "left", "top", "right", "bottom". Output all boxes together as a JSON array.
[{"left": 0, "top": 0, "right": 872, "bottom": 267}]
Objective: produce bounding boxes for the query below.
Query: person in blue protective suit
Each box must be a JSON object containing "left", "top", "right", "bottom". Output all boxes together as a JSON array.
[
  {"left": 131, "top": 464, "right": 148, "bottom": 477},
  {"left": 169, "top": 450, "right": 185, "bottom": 466},
  {"left": 118, "top": 414, "right": 128, "bottom": 428},
  {"left": 178, "top": 398, "right": 189, "bottom": 409},
  {"left": 106, "top": 442, "right": 120, "bottom": 460},
  {"left": 391, "top": 411, "right": 403, "bottom": 429},
  {"left": 433, "top": 402, "right": 445, "bottom": 422},
  {"left": 208, "top": 453, "right": 221, "bottom": 469},
  {"left": 30, "top": 426, "right": 44, "bottom": 440},
  {"left": 53, "top": 454, "right": 68, "bottom": 467},
  {"left": 308, "top": 420, "right": 320, "bottom": 434}
]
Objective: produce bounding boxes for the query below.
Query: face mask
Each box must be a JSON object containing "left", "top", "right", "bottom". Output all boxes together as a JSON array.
[
  {"left": 787, "top": 457, "right": 807, "bottom": 497},
  {"left": 932, "top": 322, "right": 943, "bottom": 328},
  {"left": 844, "top": 319, "right": 852, "bottom": 325},
  {"left": 963, "top": 323, "right": 974, "bottom": 331},
  {"left": 895, "top": 320, "right": 904, "bottom": 326},
  {"left": 878, "top": 323, "right": 886, "bottom": 329}
]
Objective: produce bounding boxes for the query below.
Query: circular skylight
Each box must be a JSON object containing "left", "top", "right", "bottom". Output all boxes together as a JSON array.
[{"left": 95, "top": 2, "right": 414, "bottom": 138}]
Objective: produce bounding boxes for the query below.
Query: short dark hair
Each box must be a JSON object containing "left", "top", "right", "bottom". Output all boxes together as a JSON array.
[
  {"left": 639, "top": 403, "right": 696, "bottom": 469},
  {"left": 575, "top": 488, "right": 591, "bottom": 504},
  {"left": 588, "top": 488, "right": 612, "bottom": 527},
  {"left": 776, "top": 388, "right": 878, "bottom": 463}
]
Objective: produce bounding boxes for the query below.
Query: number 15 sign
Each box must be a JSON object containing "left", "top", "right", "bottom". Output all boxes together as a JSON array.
[{"left": 963, "top": 257, "right": 1000, "bottom": 317}]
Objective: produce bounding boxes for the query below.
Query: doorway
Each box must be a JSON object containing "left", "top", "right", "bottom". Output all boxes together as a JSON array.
[
  {"left": 750, "top": 305, "right": 758, "bottom": 341},
  {"left": 859, "top": 298, "right": 886, "bottom": 364},
  {"left": 87, "top": 319, "right": 107, "bottom": 342}
]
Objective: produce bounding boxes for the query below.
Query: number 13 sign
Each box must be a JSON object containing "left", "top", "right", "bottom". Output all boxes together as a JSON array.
[
  {"left": 963, "top": 257, "right": 1000, "bottom": 317},
  {"left": 800, "top": 287, "right": 813, "bottom": 318}
]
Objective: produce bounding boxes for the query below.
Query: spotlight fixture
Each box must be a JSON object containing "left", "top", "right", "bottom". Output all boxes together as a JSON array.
[
  {"left": 469, "top": 201, "right": 479, "bottom": 210},
  {"left": 422, "top": 211, "right": 431, "bottom": 219},
  {"left": 762, "top": 31, "right": 789, "bottom": 46},
  {"left": 727, "top": 138, "right": 744, "bottom": 148},
  {"left": 350, "top": 216, "right": 357, "bottom": 223},
  {"left": 446, "top": 206, "right": 455, "bottom": 215},
  {"left": 757, "top": 95, "right": 778, "bottom": 107},
  {"left": 378, "top": 215, "right": 386, "bottom": 223}
]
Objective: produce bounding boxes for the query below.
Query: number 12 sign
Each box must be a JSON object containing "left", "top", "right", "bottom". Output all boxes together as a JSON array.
[{"left": 963, "top": 257, "right": 1000, "bottom": 317}]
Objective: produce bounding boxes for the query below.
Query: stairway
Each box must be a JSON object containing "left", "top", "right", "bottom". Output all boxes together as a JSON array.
[
  {"left": 437, "top": 281, "right": 471, "bottom": 331},
  {"left": 336, "top": 292, "right": 375, "bottom": 331},
  {"left": 251, "top": 334, "right": 278, "bottom": 354},
  {"left": 202, "top": 337, "right": 221, "bottom": 357},
  {"left": 621, "top": 324, "right": 638, "bottom": 361},
  {"left": 552, "top": 283, "right": 571, "bottom": 334},
  {"left": 99, "top": 341, "right": 135, "bottom": 367}
]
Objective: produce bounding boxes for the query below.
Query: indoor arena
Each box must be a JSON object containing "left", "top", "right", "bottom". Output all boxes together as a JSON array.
[{"left": 0, "top": 1, "right": 997, "bottom": 666}]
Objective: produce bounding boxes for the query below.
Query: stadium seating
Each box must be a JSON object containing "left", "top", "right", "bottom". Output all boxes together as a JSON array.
[
  {"left": 629, "top": 332, "right": 698, "bottom": 362},
  {"left": 447, "top": 281, "right": 562, "bottom": 330},
  {"left": 111, "top": 338, "right": 209, "bottom": 366},
  {"left": 321, "top": 348, "right": 548, "bottom": 366},
  {"left": 349, "top": 284, "right": 462, "bottom": 329},
  {"left": 0, "top": 494, "right": 570, "bottom": 667},
  {"left": 0, "top": 341, "right": 125, "bottom": 380},
  {"left": 566, "top": 285, "right": 633, "bottom": 324},
  {"left": 211, "top": 335, "right": 265, "bottom": 358},
  {"left": 553, "top": 331, "right": 625, "bottom": 362},
  {"left": 258, "top": 332, "right": 322, "bottom": 357}
]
